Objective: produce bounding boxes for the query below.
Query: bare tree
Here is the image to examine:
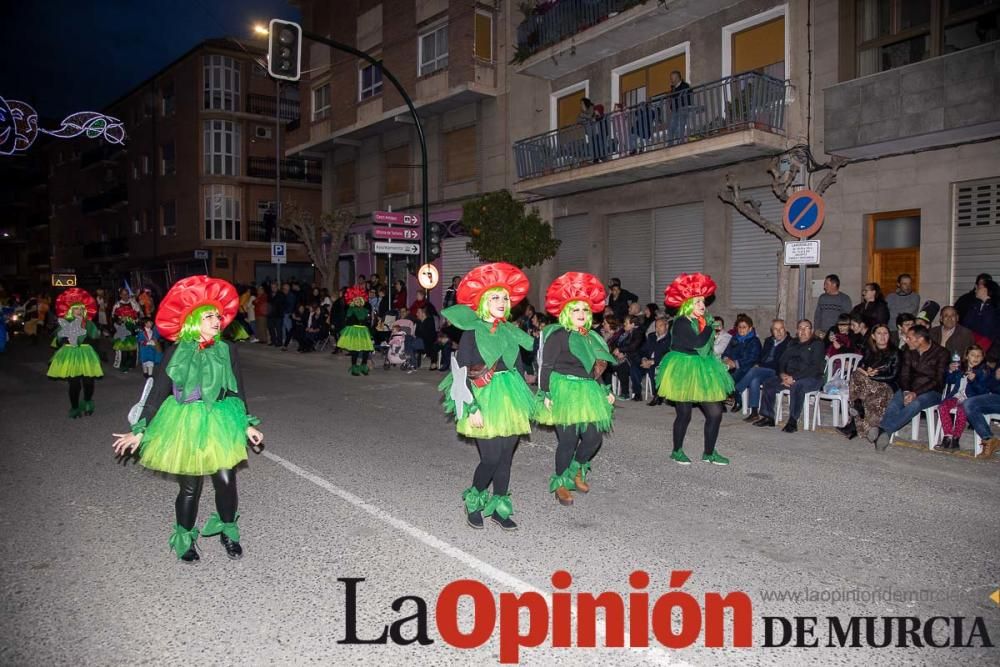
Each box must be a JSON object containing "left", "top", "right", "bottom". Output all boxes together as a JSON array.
[
  {"left": 718, "top": 147, "right": 848, "bottom": 320},
  {"left": 280, "top": 202, "right": 355, "bottom": 294}
]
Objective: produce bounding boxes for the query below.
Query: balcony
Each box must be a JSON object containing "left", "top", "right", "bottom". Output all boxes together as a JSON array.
[
  {"left": 824, "top": 42, "right": 1000, "bottom": 159},
  {"left": 513, "top": 73, "right": 789, "bottom": 196},
  {"left": 246, "top": 93, "right": 300, "bottom": 122},
  {"left": 83, "top": 237, "right": 129, "bottom": 259},
  {"left": 246, "top": 220, "right": 302, "bottom": 244},
  {"left": 28, "top": 251, "right": 50, "bottom": 267},
  {"left": 247, "top": 156, "right": 322, "bottom": 184},
  {"left": 80, "top": 144, "right": 124, "bottom": 170},
  {"left": 81, "top": 185, "right": 128, "bottom": 214},
  {"left": 514, "top": 0, "right": 736, "bottom": 79}
]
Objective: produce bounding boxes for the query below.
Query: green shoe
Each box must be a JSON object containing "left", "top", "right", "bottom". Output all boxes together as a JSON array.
[
  {"left": 360, "top": 365, "right": 369, "bottom": 375},
  {"left": 350, "top": 365, "right": 361, "bottom": 376},
  {"left": 701, "top": 451, "right": 730, "bottom": 466},
  {"left": 82, "top": 399, "right": 94, "bottom": 416},
  {"left": 670, "top": 449, "right": 692, "bottom": 465},
  {"left": 68, "top": 406, "right": 82, "bottom": 419}
]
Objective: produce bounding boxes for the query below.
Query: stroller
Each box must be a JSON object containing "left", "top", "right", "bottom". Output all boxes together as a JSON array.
[{"left": 385, "top": 319, "right": 417, "bottom": 370}]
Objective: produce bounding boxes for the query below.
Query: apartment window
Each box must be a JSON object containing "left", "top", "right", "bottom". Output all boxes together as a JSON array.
[
  {"left": 133, "top": 214, "right": 142, "bottom": 235},
  {"left": 161, "top": 142, "right": 175, "bottom": 176},
  {"left": 161, "top": 82, "right": 175, "bottom": 116},
  {"left": 132, "top": 161, "right": 140, "bottom": 180},
  {"left": 335, "top": 162, "right": 356, "bottom": 204},
  {"left": 203, "top": 120, "right": 241, "bottom": 176},
  {"left": 729, "top": 15, "right": 786, "bottom": 79},
  {"left": 616, "top": 46, "right": 688, "bottom": 107},
  {"left": 384, "top": 145, "right": 410, "bottom": 195},
  {"left": 359, "top": 63, "right": 383, "bottom": 101},
  {"left": 313, "top": 83, "right": 331, "bottom": 120},
  {"left": 161, "top": 203, "right": 176, "bottom": 236},
  {"left": 204, "top": 185, "right": 242, "bottom": 240},
  {"left": 554, "top": 85, "right": 587, "bottom": 129},
  {"left": 474, "top": 11, "right": 494, "bottom": 62},
  {"left": 203, "top": 55, "right": 241, "bottom": 111},
  {"left": 419, "top": 24, "right": 449, "bottom": 76},
  {"left": 141, "top": 155, "right": 150, "bottom": 175},
  {"left": 444, "top": 126, "right": 477, "bottom": 183}
]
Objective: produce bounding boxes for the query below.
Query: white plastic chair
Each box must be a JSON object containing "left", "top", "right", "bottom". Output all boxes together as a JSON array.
[
  {"left": 808, "top": 353, "right": 863, "bottom": 430},
  {"left": 643, "top": 374, "right": 654, "bottom": 401},
  {"left": 889, "top": 402, "right": 940, "bottom": 448},
  {"left": 973, "top": 414, "right": 1000, "bottom": 457},
  {"left": 774, "top": 388, "right": 814, "bottom": 428}
]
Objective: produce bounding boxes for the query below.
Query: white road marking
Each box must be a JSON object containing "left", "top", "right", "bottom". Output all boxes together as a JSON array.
[{"left": 261, "top": 449, "right": 691, "bottom": 666}]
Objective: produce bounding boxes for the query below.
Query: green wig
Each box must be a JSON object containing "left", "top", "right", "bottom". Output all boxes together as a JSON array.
[
  {"left": 558, "top": 300, "right": 593, "bottom": 331},
  {"left": 177, "top": 304, "right": 221, "bottom": 343},
  {"left": 475, "top": 287, "right": 511, "bottom": 321}
]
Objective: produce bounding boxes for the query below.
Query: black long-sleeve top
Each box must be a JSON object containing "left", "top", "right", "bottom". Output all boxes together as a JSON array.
[
  {"left": 669, "top": 317, "right": 713, "bottom": 354},
  {"left": 860, "top": 346, "right": 900, "bottom": 386},
  {"left": 777, "top": 338, "right": 826, "bottom": 380},
  {"left": 539, "top": 328, "right": 606, "bottom": 392}
]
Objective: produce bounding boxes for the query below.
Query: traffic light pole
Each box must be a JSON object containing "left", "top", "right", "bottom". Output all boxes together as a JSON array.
[{"left": 301, "top": 30, "right": 431, "bottom": 266}]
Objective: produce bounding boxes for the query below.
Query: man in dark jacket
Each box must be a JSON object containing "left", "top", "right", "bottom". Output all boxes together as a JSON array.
[
  {"left": 736, "top": 319, "right": 792, "bottom": 420},
  {"left": 874, "top": 325, "right": 950, "bottom": 450},
  {"left": 632, "top": 317, "right": 671, "bottom": 405},
  {"left": 267, "top": 284, "right": 285, "bottom": 348},
  {"left": 754, "top": 320, "right": 826, "bottom": 433},
  {"left": 954, "top": 273, "right": 991, "bottom": 321},
  {"left": 607, "top": 278, "right": 638, "bottom": 321}
]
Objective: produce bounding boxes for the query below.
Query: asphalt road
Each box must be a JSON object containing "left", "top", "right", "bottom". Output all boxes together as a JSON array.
[{"left": 1, "top": 337, "right": 997, "bottom": 666}]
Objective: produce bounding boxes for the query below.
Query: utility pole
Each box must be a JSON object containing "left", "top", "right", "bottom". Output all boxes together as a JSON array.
[{"left": 274, "top": 78, "right": 282, "bottom": 285}]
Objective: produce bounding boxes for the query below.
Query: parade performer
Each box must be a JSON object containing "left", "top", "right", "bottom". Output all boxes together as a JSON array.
[
  {"left": 137, "top": 317, "right": 163, "bottom": 379},
  {"left": 535, "top": 272, "right": 616, "bottom": 506},
  {"left": 47, "top": 288, "right": 103, "bottom": 417},
  {"left": 656, "top": 273, "right": 733, "bottom": 465},
  {"left": 112, "top": 299, "right": 140, "bottom": 372},
  {"left": 337, "top": 284, "right": 374, "bottom": 375},
  {"left": 439, "top": 263, "right": 534, "bottom": 530},
  {"left": 112, "top": 276, "right": 264, "bottom": 563}
]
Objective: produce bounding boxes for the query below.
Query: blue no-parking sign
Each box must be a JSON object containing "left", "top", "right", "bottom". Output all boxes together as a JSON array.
[{"left": 783, "top": 189, "right": 826, "bottom": 239}]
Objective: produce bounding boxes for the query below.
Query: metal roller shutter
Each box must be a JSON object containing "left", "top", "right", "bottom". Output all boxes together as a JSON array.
[
  {"left": 441, "top": 236, "right": 480, "bottom": 285},
  {"left": 730, "top": 187, "right": 781, "bottom": 308},
  {"left": 608, "top": 210, "right": 654, "bottom": 303},
  {"left": 653, "top": 202, "right": 704, "bottom": 297},
  {"left": 952, "top": 178, "right": 1000, "bottom": 301},
  {"left": 555, "top": 214, "right": 590, "bottom": 275}
]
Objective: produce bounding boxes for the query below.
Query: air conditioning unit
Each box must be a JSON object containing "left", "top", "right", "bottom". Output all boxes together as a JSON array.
[
  {"left": 349, "top": 233, "right": 369, "bottom": 251},
  {"left": 255, "top": 126, "right": 273, "bottom": 139}
]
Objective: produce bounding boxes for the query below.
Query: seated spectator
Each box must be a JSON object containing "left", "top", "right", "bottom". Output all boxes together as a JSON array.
[
  {"left": 931, "top": 306, "right": 974, "bottom": 357},
  {"left": 825, "top": 313, "right": 857, "bottom": 357},
  {"left": 935, "top": 344, "right": 990, "bottom": 451},
  {"left": 848, "top": 314, "right": 870, "bottom": 349},
  {"left": 960, "top": 279, "right": 999, "bottom": 352},
  {"left": 851, "top": 282, "right": 890, "bottom": 329},
  {"left": 434, "top": 318, "right": 461, "bottom": 372},
  {"left": 628, "top": 302, "right": 646, "bottom": 333},
  {"left": 712, "top": 316, "right": 732, "bottom": 358},
  {"left": 962, "top": 365, "right": 1000, "bottom": 458},
  {"left": 643, "top": 303, "right": 660, "bottom": 335},
  {"left": 872, "top": 324, "right": 950, "bottom": 450},
  {"left": 634, "top": 316, "right": 671, "bottom": 406},
  {"left": 892, "top": 312, "right": 916, "bottom": 349},
  {"left": 752, "top": 319, "right": 826, "bottom": 433},
  {"left": 735, "top": 319, "right": 791, "bottom": 419},
  {"left": 722, "top": 313, "right": 762, "bottom": 386},
  {"left": 610, "top": 315, "right": 644, "bottom": 400},
  {"left": 836, "top": 324, "right": 899, "bottom": 440},
  {"left": 301, "top": 303, "right": 328, "bottom": 352}
]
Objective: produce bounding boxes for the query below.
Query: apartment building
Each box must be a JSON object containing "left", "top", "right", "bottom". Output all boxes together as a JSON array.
[
  {"left": 0, "top": 137, "right": 50, "bottom": 293},
  {"left": 48, "top": 38, "right": 323, "bottom": 294}
]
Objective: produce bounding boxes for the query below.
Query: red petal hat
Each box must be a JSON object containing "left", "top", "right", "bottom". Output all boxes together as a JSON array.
[
  {"left": 155, "top": 275, "right": 239, "bottom": 341},
  {"left": 664, "top": 272, "right": 717, "bottom": 308},
  {"left": 115, "top": 304, "right": 140, "bottom": 321},
  {"left": 544, "top": 272, "right": 606, "bottom": 317},
  {"left": 56, "top": 288, "right": 97, "bottom": 319},
  {"left": 345, "top": 285, "right": 367, "bottom": 303},
  {"left": 456, "top": 262, "right": 530, "bottom": 308}
]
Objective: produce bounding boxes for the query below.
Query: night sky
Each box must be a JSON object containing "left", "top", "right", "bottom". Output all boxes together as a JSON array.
[{"left": 0, "top": 0, "right": 300, "bottom": 118}]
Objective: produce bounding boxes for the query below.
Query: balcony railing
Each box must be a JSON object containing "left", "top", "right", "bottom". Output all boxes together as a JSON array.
[
  {"left": 246, "top": 93, "right": 300, "bottom": 121},
  {"left": 247, "top": 156, "right": 322, "bottom": 184},
  {"left": 81, "top": 185, "right": 128, "bottom": 214},
  {"left": 247, "top": 220, "right": 302, "bottom": 244},
  {"left": 83, "top": 237, "right": 129, "bottom": 259},
  {"left": 514, "top": 73, "right": 787, "bottom": 180},
  {"left": 515, "top": 0, "right": 644, "bottom": 61}
]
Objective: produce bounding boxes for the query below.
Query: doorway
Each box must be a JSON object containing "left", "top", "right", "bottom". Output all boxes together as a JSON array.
[{"left": 867, "top": 210, "right": 920, "bottom": 292}]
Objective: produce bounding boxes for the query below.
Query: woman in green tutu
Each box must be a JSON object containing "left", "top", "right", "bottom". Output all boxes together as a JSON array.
[
  {"left": 536, "top": 272, "right": 616, "bottom": 506},
  {"left": 112, "top": 276, "right": 264, "bottom": 563},
  {"left": 47, "top": 288, "right": 103, "bottom": 418},
  {"left": 439, "top": 262, "right": 534, "bottom": 531},
  {"left": 337, "top": 285, "right": 374, "bottom": 376},
  {"left": 657, "top": 273, "right": 733, "bottom": 466},
  {"left": 111, "top": 297, "right": 140, "bottom": 372}
]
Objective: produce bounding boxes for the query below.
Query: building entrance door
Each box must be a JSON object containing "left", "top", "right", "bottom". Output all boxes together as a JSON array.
[{"left": 868, "top": 210, "right": 920, "bottom": 291}]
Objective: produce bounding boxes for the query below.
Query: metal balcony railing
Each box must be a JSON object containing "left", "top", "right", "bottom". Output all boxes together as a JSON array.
[
  {"left": 515, "top": 0, "right": 645, "bottom": 61},
  {"left": 81, "top": 184, "right": 129, "bottom": 214},
  {"left": 246, "top": 93, "right": 300, "bottom": 121},
  {"left": 247, "top": 156, "right": 322, "bottom": 184},
  {"left": 247, "top": 220, "right": 302, "bottom": 244},
  {"left": 513, "top": 73, "right": 788, "bottom": 180}
]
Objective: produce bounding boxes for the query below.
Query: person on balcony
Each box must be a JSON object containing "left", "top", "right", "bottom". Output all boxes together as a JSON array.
[{"left": 667, "top": 70, "right": 692, "bottom": 144}]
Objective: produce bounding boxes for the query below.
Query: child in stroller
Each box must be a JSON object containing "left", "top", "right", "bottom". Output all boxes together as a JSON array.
[{"left": 384, "top": 319, "right": 417, "bottom": 370}]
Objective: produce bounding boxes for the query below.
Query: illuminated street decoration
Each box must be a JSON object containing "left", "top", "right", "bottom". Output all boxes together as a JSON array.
[{"left": 0, "top": 96, "right": 125, "bottom": 156}]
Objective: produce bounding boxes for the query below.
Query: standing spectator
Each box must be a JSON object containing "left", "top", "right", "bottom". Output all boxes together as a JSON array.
[
  {"left": 95, "top": 288, "right": 109, "bottom": 331},
  {"left": 606, "top": 278, "right": 637, "bottom": 321},
  {"left": 443, "top": 276, "right": 460, "bottom": 310},
  {"left": 267, "top": 283, "right": 285, "bottom": 348},
  {"left": 873, "top": 324, "right": 950, "bottom": 450},
  {"left": 635, "top": 316, "right": 672, "bottom": 406},
  {"left": 935, "top": 344, "right": 990, "bottom": 450},
  {"left": 391, "top": 279, "right": 407, "bottom": 313},
  {"left": 253, "top": 286, "right": 269, "bottom": 344},
  {"left": 136, "top": 318, "right": 163, "bottom": 379},
  {"left": 954, "top": 273, "right": 992, "bottom": 322},
  {"left": 930, "top": 306, "right": 974, "bottom": 357},
  {"left": 962, "top": 365, "right": 1000, "bottom": 458},
  {"left": 280, "top": 283, "right": 297, "bottom": 350},
  {"left": 752, "top": 320, "right": 826, "bottom": 433},
  {"left": 851, "top": 282, "right": 890, "bottom": 328},
  {"left": 813, "top": 274, "right": 853, "bottom": 337},
  {"left": 960, "top": 279, "right": 999, "bottom": 352},
  {"left": 836, "top": 324, "right": 899, "bottom": 441},
  {"left": 736, "top": 319, "right": 791, "bottom": 419},
  {"left": 287, "top": 303, "right": 307, "bottom": 351},
  {"left": 414, "top": 307, "right": 438, "bottom": 369},
  {"left": 722, "top": 314, "right": 762, "bottom": 390},
  {"left": 712, "top": 316, "right": 732, "bottom": 358},
  {"left": 138, "top": 289, "right": 154, "bottom": 318},
  {"left": 375, "top": 286, "right": 389, "bottom": 321},
  {"left": 667, "top": 70, "right": 692, "bottom": 144},
  {"left": 886, "top": 273, "right": 921, "bottom": 327}
]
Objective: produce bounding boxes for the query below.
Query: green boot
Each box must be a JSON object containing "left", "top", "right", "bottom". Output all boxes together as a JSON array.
[
  {"left": 462, "top": 486, "right": 489, "bottom": 529},
  {"left": 81, "top": 399, "right": 95, "bottom": 416},
  {"left": 202, "top": 512, "right": 243, "bottom": 560},
  {"left": 350, "top": 364, "right": 361, "bottom": 376},
  {"left": 568, "top": 459, "right": 591, "bottom": 493},
  {"left": 168, "top": 524, "right": 200, "bottom": 562},
  {"left": 360, "top": 364, "right": 370, "bottom": 376},
  {"left": 68, "top": 405, "right": 82, "bottom": 419},
  {"left": 670, "top": 449, "right": 692, "bottom": 465},
  {"left": 483, "top": 493, "right": 517, "bottom": 530}
]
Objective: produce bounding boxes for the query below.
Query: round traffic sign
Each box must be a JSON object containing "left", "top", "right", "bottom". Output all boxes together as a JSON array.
[
  {"left": 783, "top": 189, "right": 825, "bottom": 239},
  {"left": 418, "top": 263, "right": 439, "bottom": 290}
]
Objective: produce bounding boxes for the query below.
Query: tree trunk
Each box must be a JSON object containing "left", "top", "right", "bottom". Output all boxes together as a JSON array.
[{"left": 776, "top": 247, "right": 789, "bottom": 323}]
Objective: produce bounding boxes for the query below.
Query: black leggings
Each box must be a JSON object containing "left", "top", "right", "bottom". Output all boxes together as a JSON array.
[
  {"left": 472, "top": 436, "right": 518, "bottom": 496},
  {"left": 68, "top": 377, "right": 95, "bottom": 408},
  {"left": 673, "top": 401, "right": 723, "bottom": 455},
  {"left": 176, "top": 468, "right": 238, "bottom": 530},
  {"left": 350, "top": 351, "right": 370, "bottom": 365},
  {"left": 554, "top": 425, "right": 602, "bottom": 474}
]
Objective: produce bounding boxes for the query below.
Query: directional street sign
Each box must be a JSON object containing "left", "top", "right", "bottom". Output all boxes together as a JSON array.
[
  {"left": 373, "top": 227, "right": 421, "bottom": 241},
  {"left": 372, "top": 241, "right": 420, "bottom": 255},
  {"left": 271, "top": 242, "right": 287, "bottom": 264},
  {"left": 372, "top": 211, "right": 420, "bottom": 226}
]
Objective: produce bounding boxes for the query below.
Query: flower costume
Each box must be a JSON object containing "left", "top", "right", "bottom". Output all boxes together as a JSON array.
[
  {"left": 112, "top": 301, "right": 139, "bottom": 371},
  {"left": 47, "top": 288, "right": 103, "bottom": 418},
  {"left": 337, "top": 285, "right": 374, "bottom": 375}
]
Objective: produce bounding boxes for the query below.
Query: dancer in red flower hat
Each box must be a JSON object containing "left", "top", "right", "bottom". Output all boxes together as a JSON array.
[
  {"left": 656, "top": 273, "right": 734, "bottom": 466},
  {"left": 112, "top": 275, "right": 264, "bottom": 563},
  {"left": 535, "top": 272, "right": 616, "bottom": 506},
  {"left": 337, "top": 284, "right": 374, "bottom": 375},
  {"left": 47, "top": 287, "right": 103, "bottom": 418}
]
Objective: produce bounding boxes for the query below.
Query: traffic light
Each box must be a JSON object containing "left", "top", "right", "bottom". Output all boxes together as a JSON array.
[
  {"left": 428, "top": 222, "right": 442, "bottom": 259},
  {"left": 267, "top": 19, "right": 302, "bottom": 81}
]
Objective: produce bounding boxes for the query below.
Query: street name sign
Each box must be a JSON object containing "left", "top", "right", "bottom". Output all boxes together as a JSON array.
[
  {"left": 373, "top": 227, "right": 421, "bottom": 241},
  {"left": 372, "top": 211, "right": 420, "bottom": 226},
  {"left": 373, "top": 241, "right": 419, "bottom": 255}
]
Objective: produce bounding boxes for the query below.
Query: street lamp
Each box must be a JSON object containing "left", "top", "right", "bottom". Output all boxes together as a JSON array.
[{"left": 253, "top": 24, "right": 269, "bottom": 36}]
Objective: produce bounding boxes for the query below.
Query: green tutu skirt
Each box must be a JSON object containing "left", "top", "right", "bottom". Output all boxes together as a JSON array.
[
  {"left": 535, "top": 372, "right": 613, "bottom": 432},
  {"left": 337, "top": 325, "right": 374, "bottom": 352},
  {"left": 139, "top": 396, "right": 249, "bottom": 476},
  {"left": 47, "top": 344, "right": 103, "bottom": 379},
  {"left": 656, "top": 351, "right": 734, "bottom": 403},
  {"left": 113, "top": 338, "right": 137, "bottom": 351},
  {"left": 440, "top": 369, "right": 534, "bottom": 439}
]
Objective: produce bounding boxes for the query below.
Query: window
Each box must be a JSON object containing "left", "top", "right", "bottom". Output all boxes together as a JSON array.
[
  {"left": 313, "top": 83, "right": 331, "bottom": 120},
  {"left": 419, "top": 24, "right": 449, "bottom": 76},
  {"left": 475, "top": 11, "right": 494, "bottom": 61},
  {"left": 615, "top": 46, "right": 688, "bottom": 107},
  {"left": 133, "top": 214, "right": 142, "bottom": 235},
  {"left": 141, "top": 155, "right": 150, "bottom": 175},
  {"left": 731, "top": 16, "right": 786, "bottom": 78},
  {"left": 204, "top": 185, "right": 241, "bottom": 240},
  {"left": 203, "top": 55, "right": 241, "bottom": 111},
  {"left": 335, "top": 162, "right": 356, "bottom": 204},
  {"left": 444, "top": 126, "right": 477, "bottom": 183},
  {"left": 359, "top": 63, "right": 383, "bottom": 101},
  {"left": 132, "top": 161, "right": 139, "bottom": 180},
  {"left": 161, "top": 203, "right": 176, "bottom": 237},
  {"left": 553, "top": 84, "right": 588, "bottom": 129},
  {"left": 161, "top": 142, "right": 175, "bottom": 176},
  {"left": 384, "top": 145, "right": 410, "bottom": 195},
  {"left": 203, "top": 120, "right": 241, "bottom": 176},
  {"left": 161, "top": 82, "right": 175, "bottom": 116}
]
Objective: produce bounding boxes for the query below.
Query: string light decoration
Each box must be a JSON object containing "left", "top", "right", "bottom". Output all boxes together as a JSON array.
[{"left": 0, "top": 96, "right": 126, "bottom": 156}]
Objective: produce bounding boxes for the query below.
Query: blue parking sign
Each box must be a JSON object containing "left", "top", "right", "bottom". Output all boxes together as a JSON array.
[{"left": 271, "top": 242, "right": 287, "bottom": 264}]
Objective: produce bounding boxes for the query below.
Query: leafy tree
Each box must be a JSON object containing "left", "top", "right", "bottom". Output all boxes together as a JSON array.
[{"left": 462, "top": 190, "right": 560, "bottom": 268}]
